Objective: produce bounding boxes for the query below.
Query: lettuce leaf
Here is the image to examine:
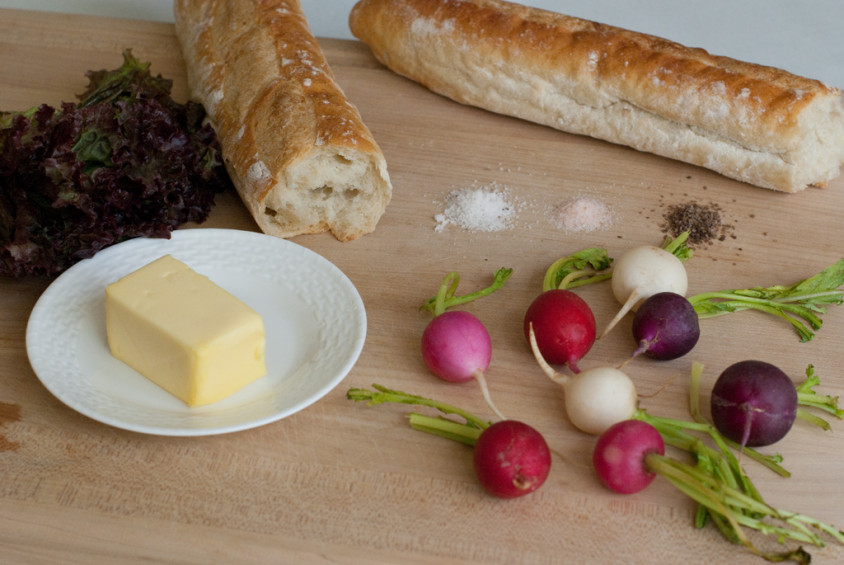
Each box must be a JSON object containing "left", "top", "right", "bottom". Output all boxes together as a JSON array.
[{"left": 1, "top": 50, "right": 232, "bottom": 277}]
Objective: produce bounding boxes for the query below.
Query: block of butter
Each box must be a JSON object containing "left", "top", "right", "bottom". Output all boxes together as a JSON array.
[{"left": 105, "top": 254, "right": 267, "bottom": 407}]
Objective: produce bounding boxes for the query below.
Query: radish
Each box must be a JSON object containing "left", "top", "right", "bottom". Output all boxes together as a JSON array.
[
  {"left": 421, "top": 310, "right": 491, "bottom": 383},
  {"left": 629, "top": 291, "right": 700, "bottom": 360},
  {"left": 591, "top": 418, "right": 844, "bottom": 560},
  {"left": 523, "top": 289, "right": 596, "bottom": 373},
  {"left": 710, "top": 360, "right": 798, "bottom": 449},
  {"left": 419, "top": 268, "right": 513, "bottom": 421},
  {"left": 347, "top": 385, "right": 551, "bottom": 499},
  {"left": 473, "top": 420, "right": 552, "bottom": 498},
  {"left": 593, "top": 419, "right": 664, "bottom": 494},
  {"left": 528, "top": 324, "right": 638, "bottom": 434},
  {"left": 600, "top": 244, "right": 688, "bottom": 338}
]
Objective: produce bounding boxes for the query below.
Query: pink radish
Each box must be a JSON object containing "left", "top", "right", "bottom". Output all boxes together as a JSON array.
[
  {"left": 420, "top": 269, "right": 513, "bottom": 420},
  {"left": 593, "top": 419, "right": 664, "bottom": 494},
  {"left": 421, "top": 310, "right": 491, "bottom": 383}
]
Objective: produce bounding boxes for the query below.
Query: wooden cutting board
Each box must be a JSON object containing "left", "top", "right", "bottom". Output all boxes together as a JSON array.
[{"left": 2, "top": 8, "right": 844, "bottom": 565}]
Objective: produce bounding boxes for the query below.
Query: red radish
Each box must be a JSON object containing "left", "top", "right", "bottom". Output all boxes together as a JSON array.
[
  {"left": 523, "top": 289, "right": 596, "bottom": 373},
  {"left": 630, "top": 292, "right": 700, "bottom": 360},
  {"left": 473, "top": 420, "right": 552, "bottom": 498},
  {"left": 347, "top": 385, "right": 551, "bottom": 499},
  {"left": 593, "top": 419, "right": 664, "bottom": 494},
  {"left": 710, "top": 360, "right": 798, "bottom": 448}
]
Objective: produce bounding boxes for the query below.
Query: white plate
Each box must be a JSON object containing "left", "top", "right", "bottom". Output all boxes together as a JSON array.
[{"left": 25, "top": 229, "right": 367, "bottom": 436}]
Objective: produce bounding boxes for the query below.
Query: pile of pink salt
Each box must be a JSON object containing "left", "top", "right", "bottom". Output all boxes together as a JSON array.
[{"left": 552, "top": 196, "right": 613, "bottom": 233}]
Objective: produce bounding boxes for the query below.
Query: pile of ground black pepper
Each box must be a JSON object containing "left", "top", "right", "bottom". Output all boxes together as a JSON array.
[{"left": 661, "top": 201, "right": 734, "bottom": 246}]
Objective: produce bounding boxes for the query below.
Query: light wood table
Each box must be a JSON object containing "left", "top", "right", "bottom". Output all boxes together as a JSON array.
[{"left": 2, "top": 8, "right": 844, "bottom": 564}]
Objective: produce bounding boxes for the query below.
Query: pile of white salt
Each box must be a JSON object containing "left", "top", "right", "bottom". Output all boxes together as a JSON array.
[{"left": 434, "top": 182, "right": 520, "bottom": 232}]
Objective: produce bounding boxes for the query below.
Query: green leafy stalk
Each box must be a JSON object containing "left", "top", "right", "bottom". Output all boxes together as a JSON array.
[
  {"left": 407, "top": 413, "right": 483, "bottom": 446},
  {"left": 347, "top": 384, "right": 491, "bottom": 430},
  {"left": 346, "top": 384, "right": 492, "bottom": 444},
  {"left": 541, "top": 248, "right": 613, "bottom": 292},
  {"left": 646, "top": 453, "right": 836, "bottom": 563},
  {"left": 662, "top": 231, "right": 694, "bottom": 261},
  {"left": 420, "top": 267, "right": 513, "bottom": 316},
  {"left": 540, "top": 231, "right": 692, "bottom": 292},
  {"left": 689, "top": 259, "right": 844, "bottom": 342},
  {"left": 794, "top": 364, "right": 844, "bottom": 430}
]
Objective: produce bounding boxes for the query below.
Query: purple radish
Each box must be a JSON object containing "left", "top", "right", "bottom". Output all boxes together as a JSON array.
[
  {"left": 630, "top": 291, "right": 700, "bottom": 360},
  {"left": 710, "top": 360, "right": 798, "bottom": 448}
]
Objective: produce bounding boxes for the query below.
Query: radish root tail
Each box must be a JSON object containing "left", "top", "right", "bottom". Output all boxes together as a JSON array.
[
  {"left": 473, "top": 369, "right": 507, "bottom": 422},
  {"left": 599, "top": 289, "right": 641, "bottom": 340},
  {"left": 528, "top": 323, "right": 571, "bottom": 385}
]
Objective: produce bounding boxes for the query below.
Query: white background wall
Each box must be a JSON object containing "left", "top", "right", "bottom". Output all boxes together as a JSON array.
[{"left": 0, "top": 0, "right": 841, "bottom": 88}]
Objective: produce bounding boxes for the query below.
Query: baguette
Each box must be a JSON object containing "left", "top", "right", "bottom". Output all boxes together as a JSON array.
[
  {"left": 174, "top": 0, "right": 391, "bottom": 241},
  {"left": 349, "top": 0, "right": 844, "bottom": 192}
]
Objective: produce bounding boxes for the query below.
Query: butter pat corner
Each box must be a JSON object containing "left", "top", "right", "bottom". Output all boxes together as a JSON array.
[{"left": 105, "top": 254, "right": 267, "bottom": 407}]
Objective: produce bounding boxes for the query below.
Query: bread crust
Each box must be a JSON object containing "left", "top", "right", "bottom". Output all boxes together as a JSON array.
[
  {"left": 350, "top": 0, "right": 844, "bottom": 192},
  {"left": 175, "top": 0, "right": 391, "bottom": 241}
]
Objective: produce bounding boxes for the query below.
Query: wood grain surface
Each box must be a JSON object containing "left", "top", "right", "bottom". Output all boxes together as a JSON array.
[{"left": 2, "top": 8, "right": 844, "bottom": 565}]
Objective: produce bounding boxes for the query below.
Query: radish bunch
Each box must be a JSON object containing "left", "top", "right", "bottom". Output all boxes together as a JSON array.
[
  {"left": 592, "top": 418, "right": 844, "bottom": 561},
  {"left": 588, "top": 361, "right": 844, "bottom": 561},
  {"left": 536, "top": 234, "right": 701, "bottom": 364},
  {"left": 343, "top": 238, "right": 844, "bottom": 556}
]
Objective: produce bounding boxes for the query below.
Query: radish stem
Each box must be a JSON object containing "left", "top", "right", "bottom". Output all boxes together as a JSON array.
[
  {"left": 690, "top": 259, "right": 844, "bottom": 342},
  {"left": 347, "top": 384, "right": 491, "bottom": 430},
  {"left": 408, "top": 413, "right": 483, "bottom": 446},
  {"left": 420, "top": 268, "right": 513, "bottom": 315}
]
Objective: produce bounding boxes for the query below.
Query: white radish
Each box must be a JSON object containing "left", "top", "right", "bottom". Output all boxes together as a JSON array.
[
  {"left": 599, "top": 245, "right": 687, "bottom": 339},
  {"left": 529, "top": 324, "right": 638, "bottom": 435}
]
